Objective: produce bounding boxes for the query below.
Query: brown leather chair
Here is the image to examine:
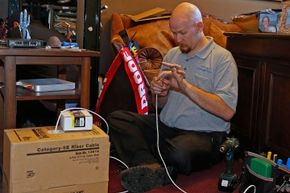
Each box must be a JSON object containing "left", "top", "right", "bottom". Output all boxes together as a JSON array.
[{"left": 110, "top": 12, "right": 243, "bottom": 55}]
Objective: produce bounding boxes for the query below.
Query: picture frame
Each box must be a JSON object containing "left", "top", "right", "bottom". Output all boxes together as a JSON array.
[
  {"left": 259, "top": 12, "right": 279, "bottom": 33},
  {"left": 278, "top": 1, "right": 290, "bottom": 33}
]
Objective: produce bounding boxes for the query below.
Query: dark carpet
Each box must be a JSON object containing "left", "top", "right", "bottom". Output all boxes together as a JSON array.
[
  {"left": 0, "top": 158, "right": 242, "bottom": 193},
  {"left": 109, "top": 159, "right": 243, "bottom": 193}
]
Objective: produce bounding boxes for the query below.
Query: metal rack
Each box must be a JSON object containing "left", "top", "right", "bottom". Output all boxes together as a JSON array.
[{"left": 46, "top": 4, "right": 77, "bottom": 35}]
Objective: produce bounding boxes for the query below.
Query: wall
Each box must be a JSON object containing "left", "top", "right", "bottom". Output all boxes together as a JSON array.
[
  {"left": 99, "top": 0, "right": 283, "bottom": 74},
  {"left": 0, "top": 0, "right": 8, "bottom": 19},
  {"left": 0, "top": 0, "right": 285, "bottom": 73}
]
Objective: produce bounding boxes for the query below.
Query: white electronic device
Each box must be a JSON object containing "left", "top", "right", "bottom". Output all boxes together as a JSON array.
[
  {"left": 60, "top": 110, "right": 93, "bottom": 131},
  {"left": 17, "top": 78, "right": 75, "bottom": 92}
]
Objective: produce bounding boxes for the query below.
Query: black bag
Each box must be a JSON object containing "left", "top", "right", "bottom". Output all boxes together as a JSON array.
[{"left": 239, "top": 151, "right": 276, "bottom": 193}]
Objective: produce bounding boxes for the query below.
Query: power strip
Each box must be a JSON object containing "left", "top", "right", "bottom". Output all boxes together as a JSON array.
[{"left": 8, "top": 39, "right": 44, "bottom": 48}]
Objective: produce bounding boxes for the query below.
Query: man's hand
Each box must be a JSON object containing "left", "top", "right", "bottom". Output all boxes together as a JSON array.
[
  {"left": 158, "top": 62, "right": 186, "bottom": 93},
  {"left": 150, "top": 76, "right": 170, "bottom": 97}
]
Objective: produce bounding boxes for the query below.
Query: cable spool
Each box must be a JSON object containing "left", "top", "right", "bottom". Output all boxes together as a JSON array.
[{"left": 138, "top": 47, "right": 163, "bottom": 82}]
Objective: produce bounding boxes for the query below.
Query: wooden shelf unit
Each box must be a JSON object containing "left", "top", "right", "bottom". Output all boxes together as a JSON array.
[{"left": 0, "top": 47, "right": 99, "bottom": 130}]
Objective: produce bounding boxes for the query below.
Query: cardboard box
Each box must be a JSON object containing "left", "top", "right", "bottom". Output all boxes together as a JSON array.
[
  {"left": 128, "top": 7, "right": 170, "bottom": 22},
  {"left": 3, "top": 125, "right": 110, "bottom": 193},
  {"left": 3, "top": 180, "right": 108, "bottom": 193}
]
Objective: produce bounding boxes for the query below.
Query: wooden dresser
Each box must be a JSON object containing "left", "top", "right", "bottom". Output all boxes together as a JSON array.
[{"left": 225, "top": 32, "right": 290, "bottom": 158}]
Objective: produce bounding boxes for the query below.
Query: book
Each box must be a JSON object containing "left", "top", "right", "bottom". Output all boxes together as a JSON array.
[{"left": 16, "top": 78, "right": 75, "bottom": 92}]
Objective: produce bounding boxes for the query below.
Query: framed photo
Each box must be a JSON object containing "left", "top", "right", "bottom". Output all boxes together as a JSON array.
[
  {"left": 259, "top": 13, "right": 279, "bottom": 33},
  {"left": 278, "top": 1, "right": 290, "bottom": 33}
]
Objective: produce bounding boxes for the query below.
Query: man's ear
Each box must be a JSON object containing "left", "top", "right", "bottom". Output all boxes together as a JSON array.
[{"left": 196, "top": 21, "right": 204, "bottom": 32}]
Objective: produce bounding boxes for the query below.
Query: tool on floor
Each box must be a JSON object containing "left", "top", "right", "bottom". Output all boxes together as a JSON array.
[{"left": 218, "top": 137, "right": 240, "bottom": 192}]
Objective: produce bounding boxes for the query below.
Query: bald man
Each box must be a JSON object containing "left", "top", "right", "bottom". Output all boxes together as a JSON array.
[{"left": 108, "top": 2, "right": 238, "bottom": 192}]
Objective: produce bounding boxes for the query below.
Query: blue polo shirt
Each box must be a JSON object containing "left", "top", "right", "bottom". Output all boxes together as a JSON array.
[{"left": 160, "top": 37, "right": 238, "bottom": 133}]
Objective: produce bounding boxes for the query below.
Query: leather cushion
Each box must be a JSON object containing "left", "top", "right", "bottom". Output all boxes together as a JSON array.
[
  {"left": 112, "top": 18, "right": 176, "bottom": 57},
  {"left": 232, "top": 13, "right": 259, "bottom": 32},
  {"left": 208, "top": 22, "right": 227, "bottom": 48}
]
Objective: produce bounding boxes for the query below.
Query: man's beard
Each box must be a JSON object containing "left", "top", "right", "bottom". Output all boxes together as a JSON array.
[{"left": 179, "top": 45, "right": 190, "bottom": 53}]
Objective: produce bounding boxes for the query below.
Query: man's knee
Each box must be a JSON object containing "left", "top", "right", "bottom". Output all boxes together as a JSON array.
[
  {"left": 107, "top": 110, "right": 143, "bottom": 135},
  {"left": 108, "top": 110, "right": 136, "bottom": 123},
  {"left": 168, "top": 147, "right": 214, "bottom": 174},
  {"left": 167, "top": 148, "right": 193, "bottom": 175},
  {"left": 163, "top": 135, "right": 213, "bottom": 174}
]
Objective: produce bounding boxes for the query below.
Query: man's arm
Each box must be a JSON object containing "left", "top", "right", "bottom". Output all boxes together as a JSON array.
[
  {"left": 159, "top": 65, "right": 235, "bottom": 121},
  {"left": 151, "top": 93, "right": 168, "bottom": 109},
  {"left": 182, "top": 79, "right": 235, "bottom": 121}
]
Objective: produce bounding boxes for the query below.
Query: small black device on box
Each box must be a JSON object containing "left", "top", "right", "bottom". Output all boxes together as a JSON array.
[
  {"left": 7, "top": 39, "right": 45, "bottom": 48},
  {"left": 60, "top": 110, "right": 93, "bottom": 131}
]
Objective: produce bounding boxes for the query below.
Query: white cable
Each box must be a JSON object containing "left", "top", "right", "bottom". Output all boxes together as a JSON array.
[
  {"left": 155, "top": 95, "right": 187, "bottom": 193},
  {"left": 242, "top": 184, "right": 256, "bottom": 193},
  {"left": 110, "top": 156, "right": 129, "bottom": 169},
  {"left": 110, "top": 156, "right": 129, "bottom": 193},
  {"left": 276, "top": 177, "right": 287, "bottom": 192},
  {"left": 115, "top": 190, "right": 128, "bottom": 193}
]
